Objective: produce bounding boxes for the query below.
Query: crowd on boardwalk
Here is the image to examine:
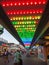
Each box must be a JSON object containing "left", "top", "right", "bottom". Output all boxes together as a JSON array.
[{"left": 1, "top": 49, "right": 23, "bottom": 65}]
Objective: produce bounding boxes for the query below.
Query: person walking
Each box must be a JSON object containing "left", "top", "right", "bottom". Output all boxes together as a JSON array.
[
  {"left": 14, "top": 50, "right": 20, "bottom": 65},
  {"left": 3, "top": 49, "right": 9, "bottom": 64}
]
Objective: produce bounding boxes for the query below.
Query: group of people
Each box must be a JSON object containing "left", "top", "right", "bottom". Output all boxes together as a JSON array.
[{"left": 3, "top": 49, "right": 23, "bottom": 65}]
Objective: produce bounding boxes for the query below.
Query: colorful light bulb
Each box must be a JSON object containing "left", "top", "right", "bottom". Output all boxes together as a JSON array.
[
  {"left": 22, "top": 3, "right": 25, "bottom": 5},
  {"left": 26, "top": 2, "right": 29, "bottom": 5},
  {"left": 34, "top": 2, "right": 37, "bottom": 5},
  {"left": 10, "top": 3, "right": 13, "bottom": 6},
  {"left": 39, "top": 2, "right": 41, "bottom": 4},
  {"left": 13, "top": 17, "right": 15, "bottom": 20},
  {"left": 30, "top": 2, "right": 33, "bottom": 5},
  {"left": 35, "top": 16, "right": 37, "bottom": 19},
  {"left": 14, "top": 3, "right": 17, "bottom": 6},
  {"left": 3, "top": 4, "right": 5, "bottom": 6},
  {"left": 6, "top": 3, "right": 9, "bottom": 6},
  {"left": 18, "top": 3, "right": 21, "bottom": 5}
]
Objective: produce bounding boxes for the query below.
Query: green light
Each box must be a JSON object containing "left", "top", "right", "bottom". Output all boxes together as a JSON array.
[
  {"left": 12, "top": 21, "right": 36, "bottom": 25},
  {"left": 25, "top": 46, "right": 30, "bottom": 48},
  {"left": 11, "top": 20, "right": 38, "bottom": 45}
]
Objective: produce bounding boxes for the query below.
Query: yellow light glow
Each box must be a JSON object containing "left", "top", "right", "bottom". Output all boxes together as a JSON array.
[
  {"left": 33, "top": 25, "right": 36, "bottom": 27},
  {"left": 16, "top": 17, "right": 18, "bottom": 20},
  {"left": 32, "top": 17, "right": 34, "bottom": 19},
  {"left": 22, "top": 22, "right": 24, "bottom": 24},
  {"left": 19, "top": 22, "right": 22, "bottom": 24},
  {"left": 35, "top": 16, "right": 37, "bottom": 19},
  {"left": 27, "top": 22, "right": 29, "bottom": 24},
  {"left": 29, "top": 21, "right": 31, "bottom": 24},
  {"left": 10, "top": 15, "right": 41, "bottom": 21},
  {"left": 19, "top": 17, "right": 21, "bottom": 20},
  {"left": 38, "top": 16, "right": 41, "bottom": 19},
  {"left": 34, "top": 21, "right": 36, "bottom": 24},
  {"left": 36, "top": 44, "right": 39, "bottom": 47},
  {"left": 13, "top": 17, "right": 15, "bottom": 20},
  {"left": 14, "top": 25, "right": 17, "bottom": 28},
  {"left": 23, "top": 25, "right": 25, "bottom": 27},
  {"left": 24, "top": 17, "right": 26, "bottom": 20},
  {"left": 21, "top": 17, "right": 23, "bottom": 20},
  {"left": 29, "top": 16, "right": 32, "bottom": 20},
  {"left": 31, "top": 30, "right": 35, "bottom": 32},
  {"left": 27, "top": 17, "right": 29, "bottom": 20},
  {"left": 45, "top": 36, "right": 49, "bottom": 39},
  {"left": 10, "top": 18, "right": 12, "bottom": 20}
]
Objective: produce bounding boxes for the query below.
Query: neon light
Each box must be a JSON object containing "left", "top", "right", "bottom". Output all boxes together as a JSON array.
[
  {"left": 26, "top": 2, "right": 29, "bottom": 5},
  {"left": 7, "top": 9, "right": 43, "bottom": 15},
  {"left": 12, "top": 21, "right": 37, "bottom": 25},
  {"left": 10, "top": 15, "right": 41, "bottom": 21},
  {"left": 22, "top": 38, "right": 32, "bottom": 41},
  {"left": 11, "top": 20, "right": 39, "bottom": 46},
  {"left": 34, "top": 2, "right": 37, "bottom": 5},
  {"left": 1, "top": 0, "right": 47, "bottom": 47},
  {"left": 18, "top": 3, "right": 21, "bottom": 5},
  {"left": 2, "top": 0, "right": 46, "bottom": 7},
  {"left": 10, "top": 3, "right": 13, "bottom": 6},
  {"left": 23, "top": 41, "right": 32, "bottom": 43},
  {"left": 30, "top": 2, "right": 33, "bottom": 5},
  {"left": 14, "top": 3, "right": 17, "bottom": 6},
  {"left": 6, "top": 3, "right": 9, "bottom": 6},
  {"left": 39, "top": 2, "right": 41, "bottom": 4},
  {"left": 22, "top": 3, "right": 25, "bottom": 5},
  {"left": 24, "top": 43, "right": 31, "bottom": 44}
]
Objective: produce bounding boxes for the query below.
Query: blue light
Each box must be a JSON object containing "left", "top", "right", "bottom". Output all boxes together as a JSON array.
[
  {"left": 21, "top": 38, "right": 32, "bottom": 41},
  {"left": 24, "top": 43, "right": 31, "bottom": 44},
  {"left": 23, "top": 41, "right": 31, "bottom": 43}
]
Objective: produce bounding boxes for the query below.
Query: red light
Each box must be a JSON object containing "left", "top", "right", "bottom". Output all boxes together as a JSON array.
[
  {"left": 43, "top": 1, "right": 46, "bottom": 4},
  {"left": 38, "top": 2, "right": 41, "bottom": 4},
  {"left": 3, "top": 4, "right": 5, "bottom": 6},
  {"left": 23, "top": 11, "right": 25, "bottom": 14},
  {"left": 20, "top": 11, "right": 22, "bottom": 14},
  {"left": 14, "top": 12, "right": 16, "bottom": 14},
  {"left": 10, "top": 3, "right": 13, "bottom": 6},
  {"left": 40, "top": 10, "right": 43, "bottom": 13},
  {"left": 7, "top": 12, "right": 9, "bottom": 15},
  {"left": 17, "top": 12, "right": 19, "bottom": 14},
  {"left": 2, "top": 0, "right": 46, "bottom": 7},
  {"left": 7, "top": 9, "right": 43, "bottom": 15},
  {"left": 14, "top": 3, "right": 17, "bottom": 6},
  {"left": 11, "top": 12, "right": 13, "bottom": 14},
  {"left": 6, "top": 3, "right": 9, "bottom": 6},
  {"left": 26, "top": 2, "right": 29, "bottom": 5},
  {"left": 33, "top": 11, "right": 35, "bottom": 13},
  {"left": 22, "top": 3, "right": 25, "bottom": 5},
  {"left": 36, "top": 10, "right": 39, "bottom": 13},
  {"left": 18, "top": 3, "right": 21, "bottom": 5},
  {"left": 30, "top": 2, "right": 33, "bottom": 5},
  {"left": 27, "top": 11, "right": 29, "bottom": 14},
  {"left": 34, "top": 2, "right": 37, "bottom": 5},
  {"left": 30, "top": 11, "right": 32, "bottom": 14}
]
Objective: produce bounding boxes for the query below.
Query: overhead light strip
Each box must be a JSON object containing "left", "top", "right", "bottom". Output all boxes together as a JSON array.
[
  {"left": 7, "top": 9, "right": 43, "bottom": 15},
  {"left": 2, "top": 0, "right": 46, "bottom": 7}
]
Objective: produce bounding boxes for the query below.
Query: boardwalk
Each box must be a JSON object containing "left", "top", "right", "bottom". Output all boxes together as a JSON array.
[{"left": 0, "top": 55, "right": 47, "bottom": 65}]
